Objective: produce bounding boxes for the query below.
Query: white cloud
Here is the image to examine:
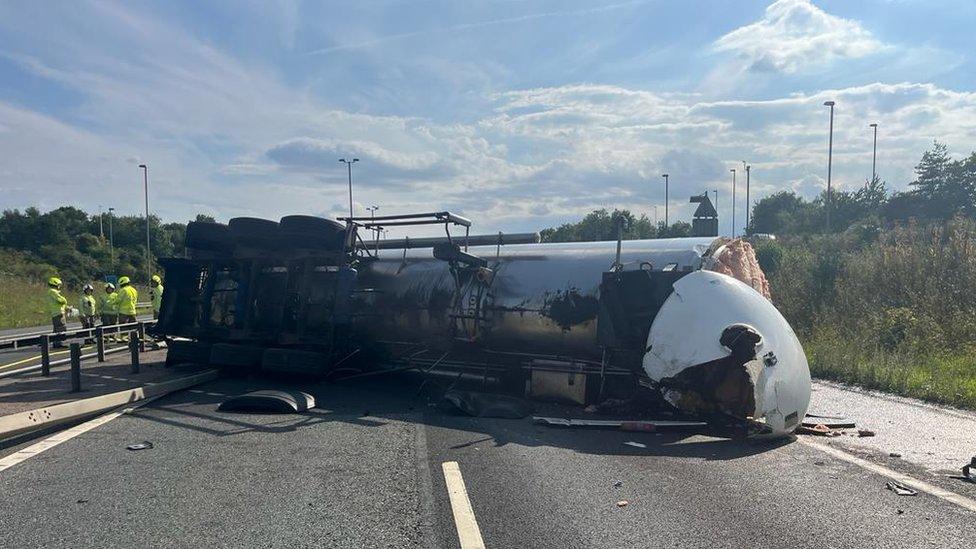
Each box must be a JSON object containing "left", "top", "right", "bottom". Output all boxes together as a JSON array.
[{"left": 714, "top": 0, "right": 885, "bottom": 73}]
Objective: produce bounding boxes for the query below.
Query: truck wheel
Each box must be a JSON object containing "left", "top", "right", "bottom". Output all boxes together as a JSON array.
[
  {"left": 185, "top": 221, "right": 231, "bottom": 251},
  {"left": 279, "top": 215, "right": 347, "bottom": 250},
  {"left": 228, "top": 217, "right": 279, "bottom": 248}
]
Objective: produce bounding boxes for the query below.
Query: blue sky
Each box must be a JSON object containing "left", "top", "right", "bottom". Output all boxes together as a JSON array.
[{"left": 1, "top": 0, "right": 975, "bottom": 236}]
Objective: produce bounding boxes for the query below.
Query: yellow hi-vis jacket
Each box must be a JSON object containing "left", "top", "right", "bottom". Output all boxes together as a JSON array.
[
  {"left": 97, "top": 291, "right": 118, "bottom": 315},
  {"left": 46, "top": 288, "right": 67, "bottom": 317},
  {"left": 150, "top": 284, "right": 164, "bottom": 313},
  {"left": 80, "top": 294, "right": 96, "bottom": 316},
  {"left": 116, "top": 285, "right": 138, "bottom": 316}
]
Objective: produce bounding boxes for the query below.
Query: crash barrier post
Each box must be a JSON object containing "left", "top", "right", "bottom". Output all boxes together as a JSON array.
[
  {"left": 137, "top": 322, "right": 147, "bottom": 352},
  {"left": 70, "top": 342, "right": 82, "bottom": 392},
  {"left": 40, "top": 335, "right": 51, "bottom": 377},
  {"left": 129, "top": 332, "right": 140, "bottom": 374},
  {"left": 95, "top": 327, "right": 105, "bottom": 362}
]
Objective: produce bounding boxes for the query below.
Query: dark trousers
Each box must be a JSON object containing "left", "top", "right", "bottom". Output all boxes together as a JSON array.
[
  {"left": 52, "top": 314, "right": 66, "bottom": 347},
  {"left": 80, "top": 315, "right": 95, "bottom": 329},
  {"left": 118, "top": 314, "right": 137, "bottom": 324}
]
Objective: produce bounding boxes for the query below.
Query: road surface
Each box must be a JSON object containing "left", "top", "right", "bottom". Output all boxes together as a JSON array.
[{"left": 1, "top": 374, "right": 974, "bottom": 548}]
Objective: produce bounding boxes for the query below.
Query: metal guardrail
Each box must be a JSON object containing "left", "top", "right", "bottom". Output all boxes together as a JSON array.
[
  {"left": 0, "top": 310, "right": 153, "bottom": 350},
  {"left": 0, "top": 320, "right": 156, "bottom": 380}
]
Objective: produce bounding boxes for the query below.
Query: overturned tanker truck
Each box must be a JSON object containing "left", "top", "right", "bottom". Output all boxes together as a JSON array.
[{"left": 153, "top": 211, "right": 811, "bottom": 436}]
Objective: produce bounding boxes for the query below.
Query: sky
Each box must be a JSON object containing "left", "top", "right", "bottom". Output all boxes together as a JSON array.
[{"left": 1, "top": 0, "right": 975, "bottom": 237}]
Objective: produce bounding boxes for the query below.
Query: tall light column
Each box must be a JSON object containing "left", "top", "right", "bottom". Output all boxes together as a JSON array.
[
  {"left": 869, "top": 122, "right": 878, "bottom": 186},
  {"left": 730, "top": 168, "right": 736, "bottom": 237},
  {"left": 824, "top": 100, "right": 835, "bottom": 232},
  {"left": 138, "top": 164, "right": 151, "bottom": 282},
  {"left": 108, "top": 207, "right": 115, "bottom": 272},
  {"left": 745, "top": 164, "right": 751, "bottom": 234},
  {"left": 339, "top": 158, "right": 360, "bottom": 218},
  {"left": 661, "top": 174, "right": 669, "bottom": 227}
]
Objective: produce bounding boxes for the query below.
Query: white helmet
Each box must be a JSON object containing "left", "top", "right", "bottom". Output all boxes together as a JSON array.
[
  {"left": 104, "top": 282, "right": 116, "bottom": 290},
  {"left": 84, "top": 284, "right": 94, "bottom": 292}
]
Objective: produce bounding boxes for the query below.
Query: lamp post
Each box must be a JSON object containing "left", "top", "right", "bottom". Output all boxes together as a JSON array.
[
  {"left": 730, "top": 168, "right": 736, "bottom": 237},
  {"left": 339, "top": 158, "right": 360, "bottom": 218},
  {"left": 661, "top": 174, "right": 669, "bottom": 227},
  {"left": 869, "top": 122, "right": 878, "bottom": 187},
  {"left": 98, "top": 204, "right": 104, "bottom": 239},
  {"left": 745, "top": 164, "right": 751, "bottom": 234},
  {"left": 824, "top": 100, "right": 835, "bottom": 232},
  {"left": 366, "top": 204, "right": 379, "bottom": 253},
  {"left": 108, "top": 207, "right": 115, "bottom": 272},
  {"left": 138, "top": 164, "right": 151, "bottom": 282}
]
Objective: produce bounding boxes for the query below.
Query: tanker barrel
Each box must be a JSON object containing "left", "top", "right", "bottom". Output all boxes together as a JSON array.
[{"left": 372, "top": 232, "right": 540, "bottom": 250}]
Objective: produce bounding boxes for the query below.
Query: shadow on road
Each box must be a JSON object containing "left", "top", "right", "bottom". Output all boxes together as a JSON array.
[{"left": 127, "top": 372, "right": 793, "bottom": 461}]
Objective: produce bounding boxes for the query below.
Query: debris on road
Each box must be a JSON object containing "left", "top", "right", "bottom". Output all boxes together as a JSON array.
[
  {"left": 441, "top": 390, "right": 533, "bottom": 418},
  {"left": 126, "top": 441, "right": 154, "bottom": 451},
  {"left": 962, "top": 456, "right": 976, "bottom": 483},
  {"left": 857, "top": 429, "right": 876, "bottom": 437},
  {"left": 616, "top": 500, "right": 630, "bottom": 507},
  {"left": 885, "top": 481, "right": 918, "bottom": 496},
  {"left": 889, "top": 452, "right": 902, "bottom": 458},
  {"left": 218, "top": 390, "right": 316, "bottom": 413},
  {"left": 801, "top": 414, "right": 856, "bottom": 429},
  {"left": 624, "top": 441, "right": 647, "bottom": 448},
  {"left": 796, "top": 423, "right": 843, "bottom": 437},
  {"left": 613, "top": 481, "right": 623, "bottom": 488},
  {"left": 533, "top": 416, "right": 707, "bottom": 431}
]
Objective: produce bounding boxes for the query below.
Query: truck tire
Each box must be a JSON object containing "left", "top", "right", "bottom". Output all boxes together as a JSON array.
[
  {"left": 261, "top": 348, "right": 330, "bottom": 376},
  {"left": 279, "top": 215, "right": 347, "bottom": 250},
  {"left": 228, "top": 217, "right": 279, "bottom": 248},
  {"left": 185, "top": 222, "right": 231, "bottom": 251},
  {"left": 165, "top": 340, "right": 213, "bottom": 367},
  {"left": 210, "top": 343, "right": 265, "bottom": 370}
]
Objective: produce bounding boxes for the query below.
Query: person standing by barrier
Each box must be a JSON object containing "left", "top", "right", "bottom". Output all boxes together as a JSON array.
[
  {"left": 98, "top": 282, "right": 119, "bottom": 342},
  {"left": 116, "top": 276, "right": 138, "bottom": 324},
  {"left": 79, "top": 284, "right": 97, "bottom": 329},
  {"left": 149, "top": 274, "right": 164, "bottom": 320},
  {"left": 46, "top": 276, "right": 68, "bottom": 347}
]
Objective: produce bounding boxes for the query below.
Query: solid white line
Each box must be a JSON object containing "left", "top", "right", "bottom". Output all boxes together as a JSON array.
[
  {"left": 0, "top": 396, "right": 159, "bottom": 474},
  {"left": 442, "top": 461, "right": 486, "bottom": 549},
  {"left": 798, "top": 438, "right": 976, "bottom": 514}
]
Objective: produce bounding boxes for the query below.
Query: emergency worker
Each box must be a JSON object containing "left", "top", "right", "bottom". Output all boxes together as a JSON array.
[
  {"left": 79, "top": 284, "right": 97, "bottom": 329},
  {"left": 149, "top": 275, "right": 164, "bottom": 319},
  {"left": 46, "top": 276, "right": 68, "bottom": 347},
  {"left": 116, "top": 276, "right": 138, "bottom": 324},
  {"left": 98, "top": 283, "right": 118, "bottom": 327}
]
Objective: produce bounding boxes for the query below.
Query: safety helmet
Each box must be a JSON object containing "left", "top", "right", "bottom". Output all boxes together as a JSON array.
[
  {"left": 83, "top": 283, "right": 94, "bottom": 292},
  {"left": 48, "top": 276, "right": 62, "bottom": 288},
  {"left": 151, "top": 275, "right": 161, "bottom": 284},
  {"left": 104, "top": 283, "right": 116, "bottom": 291},
  {"left": 118, "top": 276, "right": 130, "bottom": 286}
]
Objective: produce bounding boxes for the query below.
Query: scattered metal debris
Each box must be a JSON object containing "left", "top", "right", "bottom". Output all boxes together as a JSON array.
[
  {"left": 624, "top": 441, "right": 647, "bottom": 448},
  {"left": 613, "top": 481, "right": 623, "bottom": 488},
  {"left": 962, "top": 456, "right": 976, "bottom": 483},
  {"left": 218, "top": 390, "right": 316, "bottom": 413},
  {"left": 796, "top": 423, "right": 843, "bottom": 437},
  {"left": 802, "top": 414, "right": 856, "bottom": 429},
  {"left": 533, "top": 417, "right": 707, "bottom": 430},
  {"left": 616, "top": 500, "right": 630, "bottom": 507},
  {"left": 126, "top": 441, "right": 154, "bottom": 451},
  {"left": 857, "top": 429, "right": 876, "bottom": 437},
  {"left": 885, "top": 481, "right": 918, "bottom": 496},
  {"left": 889, "top": 452, "right": 902, "bottom": 458},
  {"left": 441, "top": 390, "right": 533, "bottom": 419}
]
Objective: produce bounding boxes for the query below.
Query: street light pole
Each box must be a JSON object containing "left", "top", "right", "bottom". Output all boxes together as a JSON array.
[
  {"left": 138, "top": 164, "right": 151, "bottom": 282},
  {"left": 745, "top": 165, "right": 751, "bottom": 234},
  {"left": 824, "top": 101, "right": 835, "bottom": 233},
  {"left": 661, "top": 174, "right": 669, "bottom": 227},
  {"left": 869, "top": 122, "right": 878, "bottom": 187},
  {"left": 98, "top": 204, "right": 104, "bottom": 239},
  {"left": 339, "top": 158, "right": 360, "bottom": 218},
  {"left": 730, "top": 168, "right": 736, "bottom": 237},
  {"left": 108, "top": 207, "right": 115, "bottom": 272},
  {"left": 366, "top": 205, "right": 379, "bottom": 254}
]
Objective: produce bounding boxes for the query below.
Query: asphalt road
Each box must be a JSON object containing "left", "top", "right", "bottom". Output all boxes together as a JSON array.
[{"left": 2, "top": 373, "right": 974, "bottom": 549}]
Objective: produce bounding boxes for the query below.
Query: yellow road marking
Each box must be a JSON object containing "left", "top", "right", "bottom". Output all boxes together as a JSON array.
[
  {"left": 442, "top": 461, "right": 486, "bottom": 549},
  {"left": 798, "top": 438, "right": 976, "bottom": 514},
  {"left": 0, "top": 345, "right": 96, "bottom": 371}
]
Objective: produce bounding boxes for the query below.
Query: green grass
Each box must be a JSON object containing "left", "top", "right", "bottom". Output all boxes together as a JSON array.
[
  {"left": 0, "top": 274, "right": 151, "bottom": 330},
  {"left": 806, "top": 336, "right": 976, "bottom": 409}
]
